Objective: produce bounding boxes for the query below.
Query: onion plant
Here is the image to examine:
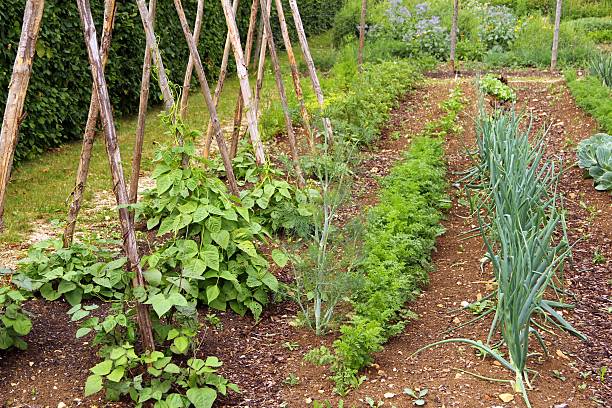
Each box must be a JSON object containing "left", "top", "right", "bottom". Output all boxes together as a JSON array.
[{"left": 415, "top": 107, "right": 584, "bottom": 408}]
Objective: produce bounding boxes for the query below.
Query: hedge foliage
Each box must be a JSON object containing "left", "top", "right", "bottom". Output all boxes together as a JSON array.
[{"left": 0, "top": 0, "right": 340, "bottom": 162}]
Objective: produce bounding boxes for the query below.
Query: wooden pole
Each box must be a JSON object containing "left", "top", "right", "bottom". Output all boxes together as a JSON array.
[
  {"left": 174, "top": 0, "right": 240, "bottom": 195},
  {"left": 230, "top": 0, "right": 259, "bottom": 158},
  {"left": 131, "top": 0, "right": 182, "bottom": 205},
  {"left": 202, "top": 0, "right": 240, "bottom": 159},
  {"left": 76, "top": 0, "right": 155, "bottom": 352},
  {"left": 288, "top": 0, "right": 333, "bottom": 143},
  {"left": 179, "top": 0, "right": 205, "bottom": 119},
  {"left": 274, "top": 0, "right": 314, "bottom": 151},
  {"left": 550, "top": 0, "right": 562, "bottom": 71},
  {"left": 220, "top": 0, "right": 266, "bottom": 165},
  {"left": 449, "top": 0, "right": 458, "bottom": 73},
  {"left": 259, "top": 0, "right": 305, "bottom": 187},
  {"left": 0, "top": 0, "right": 45, "bottom": 233},
  {"left": 254, "top": 0, "right": 271, "bottom": 117},
  {"left": 357, "top": 0, "right": 366, "bottom": 72},
  {"left": 63, "top": 0, "right": 117, "bottom": 247}
]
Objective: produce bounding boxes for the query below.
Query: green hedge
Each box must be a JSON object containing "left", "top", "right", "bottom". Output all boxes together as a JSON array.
[{"left": 0, "top": 0, "right": 339, "bottom": 163}]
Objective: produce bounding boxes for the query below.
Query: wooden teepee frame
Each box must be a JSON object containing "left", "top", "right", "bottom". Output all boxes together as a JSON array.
[{"left": 0, "top": 0, "right": 331, "bottom": 350}]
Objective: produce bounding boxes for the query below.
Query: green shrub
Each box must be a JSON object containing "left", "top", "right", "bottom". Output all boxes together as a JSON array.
[
  {"left": 486, "top": 0, "right": 612, "bottom": 19},
  {"left": 568, "top": 17, "right": 612, "bottom": 43},
  {"left": 589, "top": 53, "right": 612, "bottom": 88},
  {"left": 0, "top": 0, "right": 339, "bottom": 163},
  {"left": 331, "top": 0, "right": 365, "bottom": 47},
  {"left": 485, "top": 15, "right": 596, "bottom": 68},
  {"left": 479, "top": 74, "right": 516, "bottom": 101},
  {"left": 566, "top": 70, "right": 612, "bottom": 133}
]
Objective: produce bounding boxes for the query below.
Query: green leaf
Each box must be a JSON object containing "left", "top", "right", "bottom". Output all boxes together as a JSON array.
[
  {"left": 235, "top": 206, "right": 250, "bottom": 221},
  {"left": 261, "top": 273, "right": 279, "bottom": 292},
  {"left": 84, "top": 374, "right": 103, "bottom": 397},
  {"left": 76, "top": 327, "right": 92, "bottom": 338},
  {"left": 156, "top": 174, "right": 174, "bottom": 194},
  {"left": 173, "top": 336, "right": 190, "bottom": 354},
  {"left": 40, "top": 282, "right": 60, "bottom": 301},
  {"left": 90, "top": 359, "right": 113, "bottom": 376},
  {"left": 211, "top": 230, "right": 230, "bottom": 250},
  {"left": 201, "top": 246, "right": 220, "bottom": 271},
  {"left": 146, "top": 293, "right": 173, "bottom": 318},
  {"left": 107, "top": 366, "right": 125, "bottom": 382},
  {"left": 205, "top": 217, "right": 222, "bottom": 233},
  {"left": 237, "top": 241, "right": 258, "bottom": 257},
  {"left": 186, "top": 387, "right": 217, "bottom": 408},
  {"left": 164, "top": 363, "right": 181, "bottom": 374},
  {"left": 12, "top": 317, "right": 32, "bottom": 336},
  {"left": 143, "top": 269, "right": 163, "bottom": 286},
  {"left": 206, "top": 285, "right": 221, "bottom": 303},
  {"left": 271, "top": 249, "right": 288, "bottom": 267}
]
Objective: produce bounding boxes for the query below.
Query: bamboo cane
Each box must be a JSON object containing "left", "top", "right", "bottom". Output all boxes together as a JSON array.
[
  {"left": 230, "top": 0, "right": 259, "bottom": 158},
  {"left": 0, "top": 0, "right": 45, "bottom": 233},
  {"left": 287, "top": 0, "right": 333, "bottom": 143},
  {"left": 258, "top": 0, "right": 305, "bottom": 187},
  {"left": 63, "top": 0, "right": 117, "bottom": 247},
  {"left": 173, "top": 0, "right": 240, "bottom": 196},
  {"left": 179, "top": 0, "right": 205, "bottom": 119},
  {"left": 76, "top": 0, "right": 155, "bottom": 352},
  {"left": 220, "top": 0, "right": 266, "bottom": 165},
  {"left": 357, "top": 0, "right": 366, "bottom": 72},
  {"left": 274, "top": 0, "right": 313, "bottom": 151},
  {"left": 202, "top": 0, "right": 240, "bottom": 159}
]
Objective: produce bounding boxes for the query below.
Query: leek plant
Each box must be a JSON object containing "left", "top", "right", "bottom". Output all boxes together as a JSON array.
[{"left": 415, "top": 107, "right": 584, "bottom": 408}]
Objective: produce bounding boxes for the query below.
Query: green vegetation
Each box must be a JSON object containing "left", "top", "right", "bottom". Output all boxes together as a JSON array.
[
  {"left": 303, "top": 86, "right": 465, "bottom": 395},
  {"left": 589, "top": 53, "right": 612, "bottom": 87},
  {"left": 479, "top": 74, "right": 516, "bottom": 101},
  {"left": 0, "top": 285, "right": 32, "bottom": 350},
  {"left": 565, "top": 70, "right": 612, "bottom": 133},
  {"left": 577, "top": 133, "right": 612, "bottom": 192}
]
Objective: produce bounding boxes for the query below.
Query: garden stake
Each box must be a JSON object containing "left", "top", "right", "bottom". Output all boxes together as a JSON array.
[
  {"left": 274, "top": 0, "right": 314, "bottom": 151},
  {"left": 76, "top": 0, "right": 155, "bottom": 351},
  {"left": 358, "top": 0, "right": 367, "bottom": 72},
  {"left": 64, "top": 0, "right": 117, "bottom": 247},
  {"left": 254, "top": 0, "right": 271, "bottom": 116},
  {"left": 550, "top": 0, "right": 563, "bottom": 71},
  {"left": 0, "top": 0, "right": 45, "bottom": 233},
  {"left": 220, "top": 0, "right": 266, "bottom": 165},
  {"left": 179, "top": 0, "right": 205, "bottom": 119},
  {"left": 288, "top": 0, "right": 333, "bottom": 143},
  {"left": 230, "top": 0, "right": 259, "bottom": 158},
  {"left": 258, "top": 0, "right": 305, "bottom": 187},
  {"left": 174, "top": 0, "right": 240, "bottom": 195},
  {"left": 450, "top": 0, "right": 459, "bottom": 73},
  {"left": 202, "top": 0, "right": 240, "bottom": 158}
]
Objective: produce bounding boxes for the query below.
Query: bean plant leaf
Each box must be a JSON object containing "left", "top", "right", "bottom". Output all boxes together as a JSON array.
[
  {"left": 90, "top": 359, "right": 113, "bottom": 376},
  {"left": 211, "top": 230, "right": 230, "bottom": 250},
  {"left": 186, "top": 387, "right": 217, "bottom": 408},
  {"left": 271, "top": 249, "right": 288, "bottom": 267},
  {"left": 206, "top": 285, "right": 221, "bottom": 303},
  {"left": 84, "top": 374, "right": 103, "bottom": 397}
]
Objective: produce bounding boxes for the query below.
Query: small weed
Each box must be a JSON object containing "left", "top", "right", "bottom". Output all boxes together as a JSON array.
[
  {"left": 390, "top": 131, "right": 402, "bottom": 141},
  {"left": 403, "top": 387, "right": 428, "bottom": 406},
  {"left": 283, "top": 341, "right": 300, "bottom": 351},
  {"left": 304, "top": 346, "right": 335, "bottom": 366},
  {"left": 579, "top": 371, "right": 591, "bottom": 380},
  {"left": 599, "top": 366, "right": 607, "bottom": 383},
  {"left": 593, "top": 249, "right": 607, "bottom": 265},
  {"left": 283, "top": 373, "right": 300, "bottom": 386},
  {"left": 205, "top": 313, "right": 223, "bottom": 330},
  {"left": 578, "top": 382, "right": 588, "bottom": 391},
  {"left": 552, "top": 370, "right": 567, "bottom": 381},
  {"left": 364, "top": 397, "right": 384, "bottom": 407}
]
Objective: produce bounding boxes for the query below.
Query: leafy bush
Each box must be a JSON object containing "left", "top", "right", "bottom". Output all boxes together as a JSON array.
[
  {"left": 568, "top": 17, "right": 612, "bottom": 43},
  {"left": 0, "top": 0, "right": 340, "bottom": 163},
  {"left": 135, "top": 144, "right": 280, "bottom": 320},
  {"left": 13, "top": 238, "right": 131, "bottom": 305},
  {"left": 577, "top": 133, "right": 612, "bottom": 192},
  {"left": 479, "top": 74, "right": 516, "bottom": 101},
  {"left": 565, "top": 70, "right": 612, "bottom": 133},
  {"left": 0, "top": 286, "right": 32, "bottom": 350},
  {"left": 478, "top": 5, "right": 518, "bottom": 50},
  {"left": 486, "top": 0, "right": 612, "bottom": 19}
]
